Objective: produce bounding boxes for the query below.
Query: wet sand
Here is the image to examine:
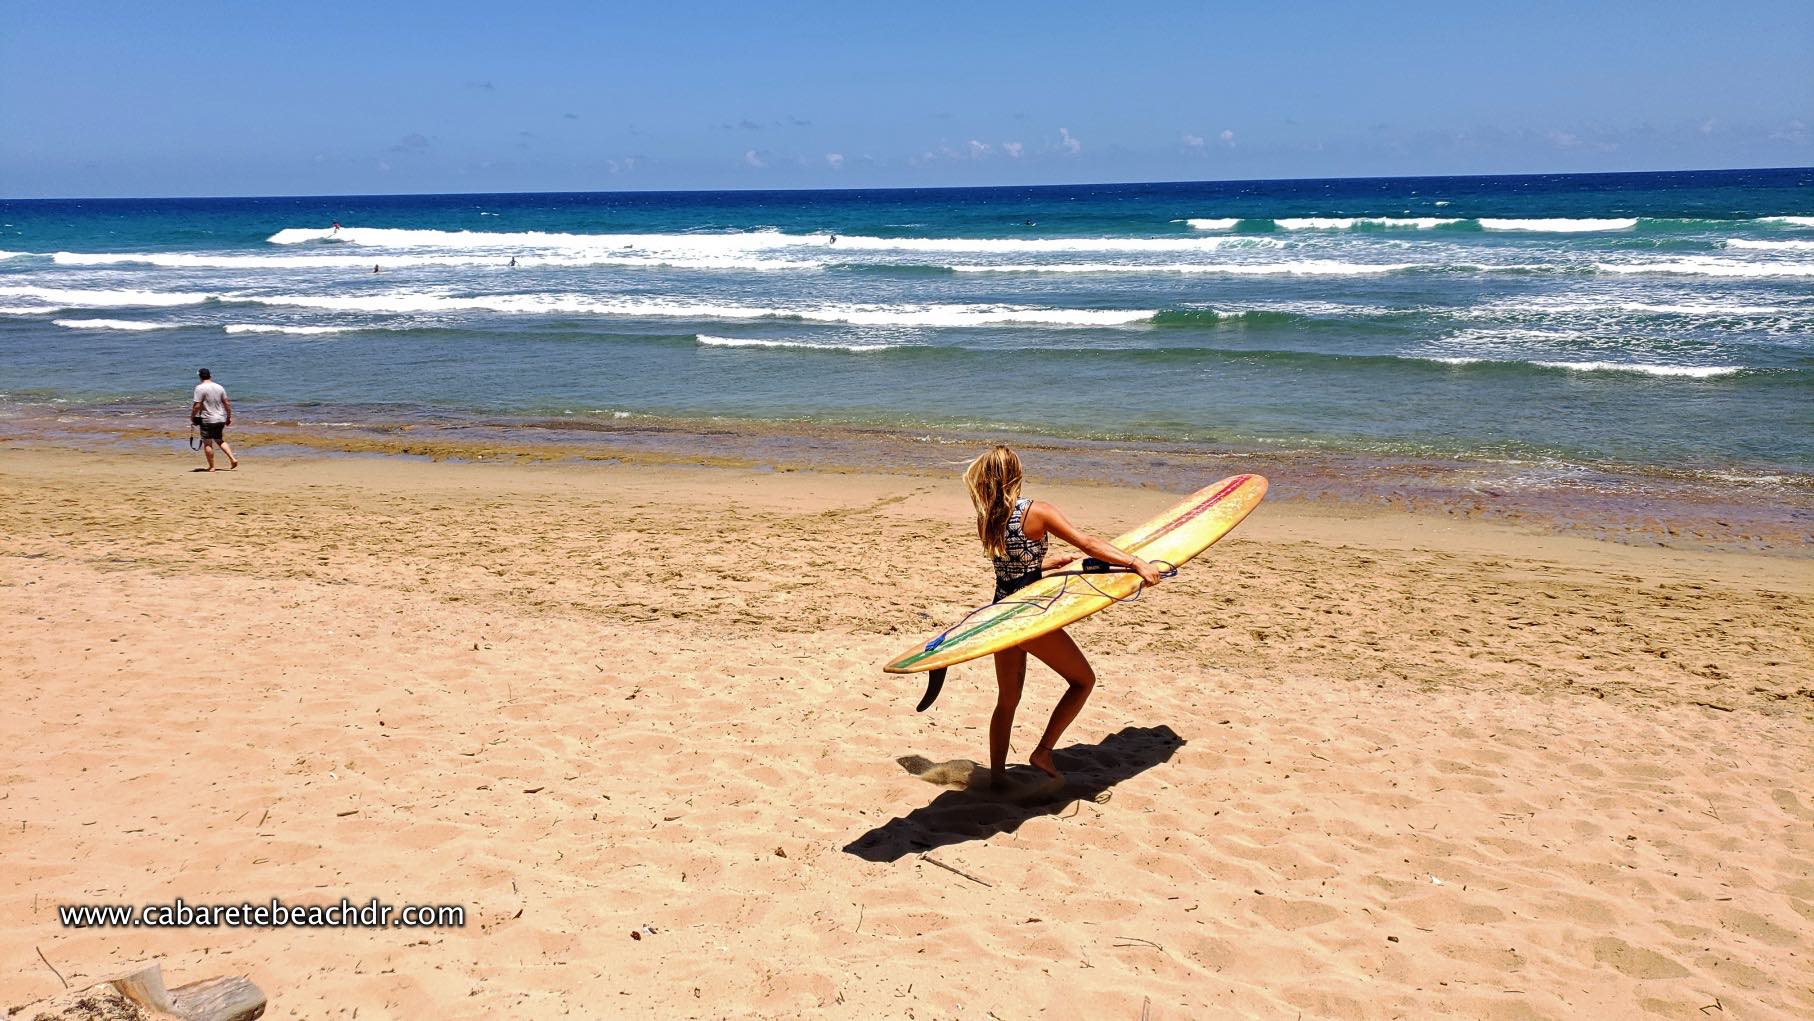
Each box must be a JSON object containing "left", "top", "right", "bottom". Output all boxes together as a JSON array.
[
  {"left": 8, "top": 402, "right": 1813, "bottom": 555},
  {"left": 1, "top": 443, "right": 1810, "bottom": 1019}
]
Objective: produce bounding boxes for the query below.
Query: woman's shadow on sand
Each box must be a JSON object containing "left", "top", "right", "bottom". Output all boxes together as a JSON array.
[{"left": 841, "top": 725, "right": 1185, "bottom": 863}]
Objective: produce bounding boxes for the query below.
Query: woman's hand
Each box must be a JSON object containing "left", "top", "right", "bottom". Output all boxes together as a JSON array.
[
  {"left": 1042, "top": 553, "right": 1076, "bottom": 572},
  {"left": 1132, "top": 558, "right": 1164, "bottom": 586}
]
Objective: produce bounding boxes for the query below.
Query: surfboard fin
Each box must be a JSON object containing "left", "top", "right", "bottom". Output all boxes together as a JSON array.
[{"left": 916, "top": 667, "right": 948, "bottom": 712}]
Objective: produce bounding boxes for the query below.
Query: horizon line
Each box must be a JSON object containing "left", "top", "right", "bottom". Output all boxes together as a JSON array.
[{"left": 3, "top": 164, "right": 1809, "bottom": 205}]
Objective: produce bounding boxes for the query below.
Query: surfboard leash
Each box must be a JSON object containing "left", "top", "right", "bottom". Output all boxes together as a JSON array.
[
  {"left": 912, "top": 560, "right": 1178, "bottom": 712},
  {"left": 922, "top": 558, "right": 1180, "bottom": 655}
]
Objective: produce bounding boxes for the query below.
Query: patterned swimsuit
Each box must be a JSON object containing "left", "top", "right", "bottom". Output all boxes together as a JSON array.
[{"left": 992, "top": 497, "right": 1048, "bottom": 601}]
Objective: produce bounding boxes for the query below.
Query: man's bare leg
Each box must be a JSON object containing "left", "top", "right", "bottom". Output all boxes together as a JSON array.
[
  {"left": 218, "top": 440, "right": 238, "bottom": 469},
  {"left": 203, "top": 440, "right": 217, "bottom": 472}
]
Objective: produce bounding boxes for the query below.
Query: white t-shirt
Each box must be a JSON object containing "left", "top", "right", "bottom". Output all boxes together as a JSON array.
[{"left": 193, "top": 380, "right": 229, "bottom": 423}]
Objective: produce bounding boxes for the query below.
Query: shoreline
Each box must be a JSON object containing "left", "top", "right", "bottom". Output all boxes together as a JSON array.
[{"left": 5, "top": 401, "right": 1810, "bottom": 556}]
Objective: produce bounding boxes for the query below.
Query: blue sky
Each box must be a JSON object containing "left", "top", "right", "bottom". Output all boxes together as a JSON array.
[{"left": 3, "top": 1, "right": 1809, "bottom": 197}]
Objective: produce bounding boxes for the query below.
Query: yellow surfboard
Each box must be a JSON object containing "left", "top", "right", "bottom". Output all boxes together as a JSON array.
[{"left": 884, "top": 474, "right": 1268, "bottom": 709}]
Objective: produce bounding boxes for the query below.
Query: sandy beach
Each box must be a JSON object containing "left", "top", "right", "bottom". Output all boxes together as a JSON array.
[{"left": 2, "top": 443, "right": 1810, "bottom": 1019}]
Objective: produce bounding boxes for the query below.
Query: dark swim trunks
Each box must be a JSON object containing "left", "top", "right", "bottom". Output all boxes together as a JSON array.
[{"left": 200, "top": 422, "right": 226, "bottom": 442}]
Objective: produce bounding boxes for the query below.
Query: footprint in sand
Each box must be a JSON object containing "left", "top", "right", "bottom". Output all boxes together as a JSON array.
[
  {"left": 896, "top": 755, "right": 1065, "bottom": 802},
  {"left": 1591, "top": 936, "right": 1690, "bottom": 979}
]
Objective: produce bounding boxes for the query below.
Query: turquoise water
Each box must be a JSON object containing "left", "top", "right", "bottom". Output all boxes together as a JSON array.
[{"left": 1, "top": 169, "right": 1811, "bottom": 481}]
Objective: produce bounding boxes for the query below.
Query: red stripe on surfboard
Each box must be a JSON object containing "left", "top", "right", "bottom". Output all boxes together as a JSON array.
[{"left": 1137, "top": 474, "right": 1252, "bottom": 547}]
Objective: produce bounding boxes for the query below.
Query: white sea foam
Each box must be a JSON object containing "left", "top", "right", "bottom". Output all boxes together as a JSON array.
[
  {"left": 767, "top": 233, "right": 1273, "bottom": 254},
  {"left": 1477, "top": 294, "right": 1794, "bottom": 317},
  {"left": 1756, "top": 216, "right": 1814, "bottom": 227},
  {"left": 238, "top": 291, "right": 1157, "bottom": 328},
  {"left": 0, "top": 306, "right": 45, "bottom": 315},
  {"left": 1595, "top": 258, "right": 1814, "bottom": 278},
  {"left": 695, "top": 335, "right": 890, "bottom": 353},
  {"left": 223, "top": 324, "right": 353, "bottom": 335},
  {"left": 1182, "top": 218, "right": 1240, "bottom": 230},
  {"left": 0, "top": 285, "right": 214, "bottom": 308},
  {"left": 265, "top": 225, "right": 1281, "bottom": 256},
  {"left": 1478, "top": 218, "right": 1638, "bottom": 232},
  {"left": 1531, "top": 361, "right": 1744, "bottom": 378},
  {"left": 951, "top": 260, "right": 1415, "bottom": 276},
  {"left": 0, "top": 250, "right": 26, "bottom": 260},
  {"left": 1274, "top": 217, "right": 1461, "bottom": 230},
  {"left": 52, "top": 318, "right": 179, "bottom": 331},
  {"left": 55, "top": 250, "right": 822, "bottom": 272},
  {"left": 1613, "top": 300, "right": 1792, "bottom": 316},
  {"left": 1723, "top": 238, "right": 1814, "bottom": 252},
  {"left": 1417, "top": 354, "right": 1743, "bottom": 378}
]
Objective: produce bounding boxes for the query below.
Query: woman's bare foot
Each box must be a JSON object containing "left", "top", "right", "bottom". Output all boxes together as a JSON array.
[{"left": 1028, "top": 746, "right": 1062, "bottom": 780}]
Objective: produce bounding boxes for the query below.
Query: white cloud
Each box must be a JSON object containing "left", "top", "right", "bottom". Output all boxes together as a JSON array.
[
  {"left": 1768, "top": 119, "right": 1808, "bottom": 142},
  {"left": 968, "top": 139, "right": 991, "bottom": 158},
  {"left": 825, "top": 152, "right": 844, "bottom": 169},
  {"left": 1059, "top": 127, "right": 1081, "bottom": 155},
  {"left": 1219, "top": 129, "right": 1235, "bottom": 145},
  {"left": 1002, "top": 141, "right": 1023, "bottom": 158},
  {"left": 743, "top": 149, "right": 766, "bottom": 168},
  {"left": 1182, "top": 133, "right": 1205, "bottom": 148}
]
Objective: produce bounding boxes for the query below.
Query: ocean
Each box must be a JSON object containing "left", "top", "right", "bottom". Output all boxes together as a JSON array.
[{"left": 2, "top": 168, "right": 1811, "bottom": 507}]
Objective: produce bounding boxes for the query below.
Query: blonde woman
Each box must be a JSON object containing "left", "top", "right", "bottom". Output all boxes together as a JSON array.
[{"left": 963, "top": 445, "right": 1162, "bottom": 785}]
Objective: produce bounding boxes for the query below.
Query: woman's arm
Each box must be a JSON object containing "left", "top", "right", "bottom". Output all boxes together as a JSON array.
[{"left": 1027, "top": 501, "right": 1163, "bottom": 585}]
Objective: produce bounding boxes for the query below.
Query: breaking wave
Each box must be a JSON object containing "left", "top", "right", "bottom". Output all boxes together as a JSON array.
[
  {"left": 694, "top": 334, "right": 891, "bottom": 353},
  {"left": 266, "top": 225, "right": 1279, "bottom": 256},
  {"left": 223, "top": 324, "right": 354, "bottom": 335},
  {"left": 1419, "top": 356, "right": 1746, "bottom": 378},
  {"left": 951, "top": 259, "right": 1416, "bottom": 276},
  {"left": 239, "top": 291, "right": 1158, "bottom": 328},
  {"left": 54, "top": 250, "right": 823, "bottom": 272},
  {"left": 1274, "top": 216, "right": 1462, "bottom": 230},
  {"left": 52, "top": 318, "right": 179, "bottom": 331},
  {"left": 1478, "top": 218, "right": 1638, "bottom": 232},
  {"left": 1723, "top": 238, "right": 1814, "bottom": 252},
  {"left": 0, "top": 286, "right": 215, "bottom": 308},
  {"left": 1595, "top": 258, "right": 1814, "bottom": 278}
]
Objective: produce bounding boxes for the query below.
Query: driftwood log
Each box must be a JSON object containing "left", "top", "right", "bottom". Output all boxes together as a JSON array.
[
  {"left": 12, "top": 962, "right": 263, "bottom": 1021},
  {"left": 166, "top": 977, "right": 264, "bottom": 1021}
]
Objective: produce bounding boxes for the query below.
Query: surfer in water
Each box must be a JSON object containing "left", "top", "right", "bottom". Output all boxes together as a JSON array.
[{"left": 964, "top": 445, "right": 1163, "bottom": 785}]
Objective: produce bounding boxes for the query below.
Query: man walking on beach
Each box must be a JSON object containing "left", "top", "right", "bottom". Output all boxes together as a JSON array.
[{"left": 190, "top": 368, "right": 239, "bottom": 471}]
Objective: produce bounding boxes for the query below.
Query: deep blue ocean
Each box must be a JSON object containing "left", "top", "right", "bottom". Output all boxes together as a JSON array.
[{"left": 2, "top": 168, "right": 1811, "bottom": 483}]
